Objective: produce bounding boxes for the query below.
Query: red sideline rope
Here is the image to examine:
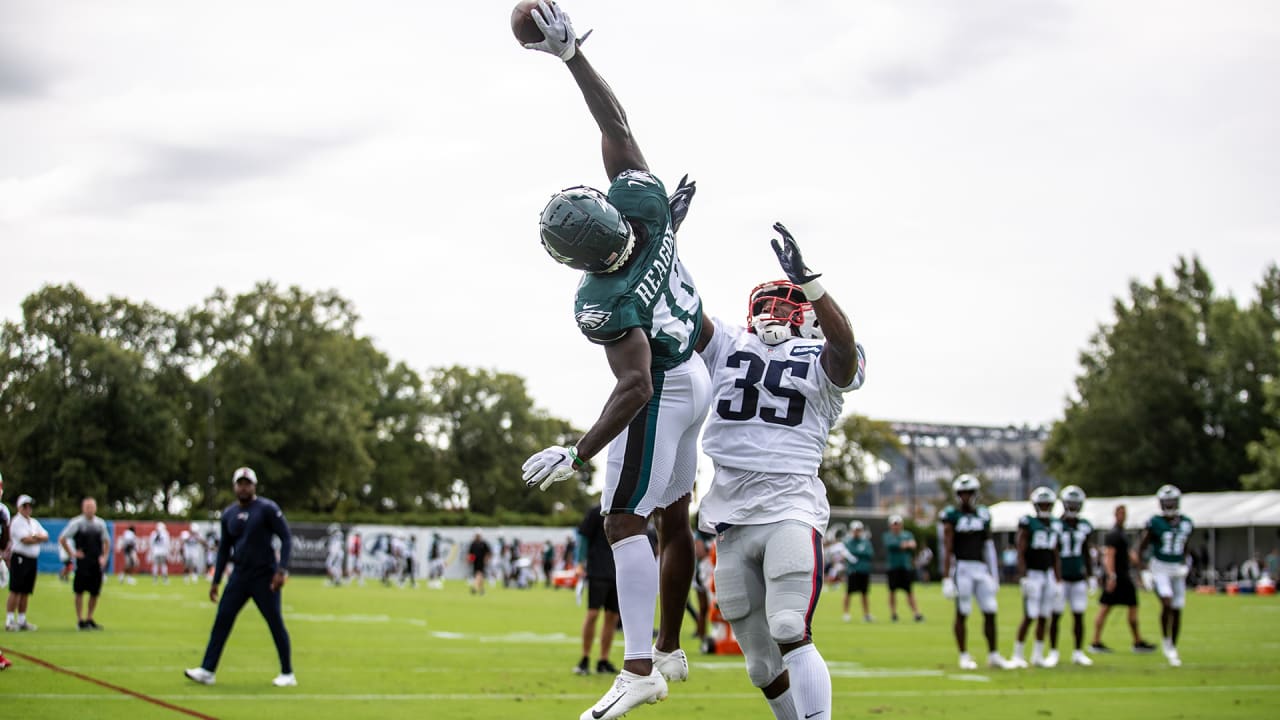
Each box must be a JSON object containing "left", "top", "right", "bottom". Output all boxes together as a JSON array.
[{"left": 0, "top": 646, "right": 219, "bottom": 720}]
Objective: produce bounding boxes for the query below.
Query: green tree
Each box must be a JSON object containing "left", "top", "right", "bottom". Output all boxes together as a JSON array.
[{"left": 821, "top": 414, "right": 901, "bottom": 506}]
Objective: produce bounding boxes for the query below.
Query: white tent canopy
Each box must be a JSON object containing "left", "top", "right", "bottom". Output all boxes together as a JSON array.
[{"left": 989, "top": 490, "right": 1280, "bottom": 534}]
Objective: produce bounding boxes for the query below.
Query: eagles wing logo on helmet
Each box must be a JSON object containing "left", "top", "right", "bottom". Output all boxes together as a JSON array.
[{"left": 575, "top": 309, "right": 613, "bottom": 330}]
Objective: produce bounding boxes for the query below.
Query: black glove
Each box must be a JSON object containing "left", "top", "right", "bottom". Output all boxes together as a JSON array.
[
  {"left": 770, "top": 222, "right": 821, "bottom": 285},
  {"left": 668, "top": 174, "right": 696, "bottom": 232}
]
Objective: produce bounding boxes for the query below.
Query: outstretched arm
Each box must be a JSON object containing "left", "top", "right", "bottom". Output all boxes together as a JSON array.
[
  {"left": 769, "top": 223, "right": 860, "bottom": 387},
  {"left": 526, "top": 1, "right": 647, "bottom": 179}
]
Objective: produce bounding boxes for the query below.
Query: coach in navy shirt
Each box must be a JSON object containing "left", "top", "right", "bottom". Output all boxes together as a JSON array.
[{"left": 185, "top": 467, "right": 296, "bottom": 687}]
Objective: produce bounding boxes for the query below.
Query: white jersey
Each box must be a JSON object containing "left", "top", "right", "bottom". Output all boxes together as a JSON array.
[
  {"left": 697, "top": 318, "right": 865, "bottom": 533},
  {"left": 151, "top": 528, "right": 170, "bottom": 554},
  {"left": 328, "top": 534, "right": 344, "bottom": 559}
]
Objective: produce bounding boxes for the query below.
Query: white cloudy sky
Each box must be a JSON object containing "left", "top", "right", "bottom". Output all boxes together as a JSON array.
[{"left": 3, "top": 0, "right": 1278, "bottom": 442}]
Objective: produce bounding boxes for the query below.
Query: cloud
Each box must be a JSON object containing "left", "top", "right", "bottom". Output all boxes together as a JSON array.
[{"left": 0, "top": 43, "right": 54, "bottom": 100}]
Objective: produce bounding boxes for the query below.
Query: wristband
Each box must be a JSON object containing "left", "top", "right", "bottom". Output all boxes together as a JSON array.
[
  {"left": 801, "top": 279, "right": 826, "bottom": 302},
  {"left": 567, "top": 445, "right": 585, "bottom": 468}
]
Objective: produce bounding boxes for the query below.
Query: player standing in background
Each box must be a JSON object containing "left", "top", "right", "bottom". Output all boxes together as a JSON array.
[
  {"left": 59, "top": 497, "right": 111, "bottom": 630},
  {"left": 185, "top": 467, "right": 295, "bottom": 687},
  {"left": 575, "top": 500, "right": 621, "bottom": 676},
  {"left": 150, "top": 521, "right": 170, "bottom": 584},
  {"left": 842, "top": 522, "right": 874, "bottom": 623},
  {"left": 6, "top": 494, "right": 48, "bottom": 632},
  {"left": 941, "top": 475, "right": 1012, "bottom": 670},
  {"left": 468, "top": 532, "right": 491, "bottom": 596},
  {"left": 181, "top": 530, "right": 205, "bottom": 584},
  {"left": 326, "top": 525, "right": 345, "bottom": 586},
  {"left": 883, "top": 515, "right": 924, "bottom": 622},
  {"left": 1049, "top": 486, "right": 1096, "bottom": 666},
  {"left": 1010, "top": 487, "right": 1061, "bottom": 669},
  {"left": 119, "top": 525, "right": 139, "bottom": 584},
  {"left": 696, "top": 224, "right": 865, "bottom": 720},
  {"left": 519, "top": 4, "right": 711, "bottom": 718},
  {"left": 346, "top": 530, "right": 362, "bottom": 586},
  {"left": 1090, "top": 504, "right": 1156, "bottom": 654},
  {"left": 428, "top": 532, "right": 447, "bottom": 589},
  {"left": 1137, "top": 485, "right": 1193, "bottom": 667}
]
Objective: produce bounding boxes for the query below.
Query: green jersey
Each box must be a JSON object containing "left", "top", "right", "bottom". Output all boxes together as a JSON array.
[
  {"left": 941, "top": 504, "right": 992, "bottom": 562},
  {"left": 844, "top": 536, "right": 873, "bottom": 574},
  {"left": 573, "top": 170, "right": 704, "bottom": 372},
  {"left": 1056, "top": 517, "right": 1094, "bottom": 581},
  {"left": 1146, "top": 514, "right": 1194, "bottom": 564},
  {"left": 1018, "top": 515, "right": 1060, "bottom": 572},
  {"left": 883, "top": 530, "right": 916, "bottom": 571}
]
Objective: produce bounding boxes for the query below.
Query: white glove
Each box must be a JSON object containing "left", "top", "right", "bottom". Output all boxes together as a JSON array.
[
  {"left": 1050, "top": 579, "right": 1065, "bottom": 604},
  {"left": 1139, "top": 569, "right": 1155, "bottom": 591},
  {"left": 525, "top": 1, "right": 578, "bottom": 61},
  {"left": 522, "top": 445, "right": 579, "bottom": 491},
  {"left": 942, "top": 577, "right": 957, "bottom": 600},
  {"left": 1087, "top": 577, "right": 1099, "bottom": 596},
  {"left": 1019, "top": 576, "right": 1033, "bottom": 595}
]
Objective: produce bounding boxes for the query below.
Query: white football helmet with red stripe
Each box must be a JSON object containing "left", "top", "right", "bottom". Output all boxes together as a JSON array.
[{"left": 747, "top": 280, "right": 813, "bottom": 345}]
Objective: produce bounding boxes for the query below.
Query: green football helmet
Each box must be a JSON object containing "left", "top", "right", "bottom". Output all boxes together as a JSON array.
[{"left": 539, "top": 186, "right": 634, "bottom": 273}]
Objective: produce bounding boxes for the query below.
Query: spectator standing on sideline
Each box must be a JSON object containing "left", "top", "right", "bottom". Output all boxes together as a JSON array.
[
  {"left": 468, "top": 532, "right": 491, "bottom": 596},
  {"left": 59, "top": 497, "right": 111, "bottom": 630},
  {"left": 575, "top": 502, "right": 621, "bottom": 676},
  {"left": 185, "top": 467, "right": 295, "bottom": 687},
  {"left": 1090, "top": 504, "right": 1156, "bottom": 655},
  {"left": 0, "top": 474, "right": 11, "bottom": 669},
  {"left": 884, "top": 515, "right": 925, "bottom": 622},
  {"left": 842, "top": 522, "right": 874, "bottom": 623},
  {"left": 6, "top": 494, "right": 48, "bottom": 631},
  {"left": 543, "top": 540, "right": 556, "bottom": 587}
]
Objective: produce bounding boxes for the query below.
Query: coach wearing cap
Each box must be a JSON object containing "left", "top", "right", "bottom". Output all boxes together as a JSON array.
[
  {"left": 6, "top": 494, "right": 49, "bottom": 632},
  {"left": 185, "top": 467, "right": 296, "bottom": 688}
]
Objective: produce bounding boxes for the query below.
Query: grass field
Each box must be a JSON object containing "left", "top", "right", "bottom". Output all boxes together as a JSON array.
[{"left": 1, "top": 574, "right": 1277, "bottom": 719}]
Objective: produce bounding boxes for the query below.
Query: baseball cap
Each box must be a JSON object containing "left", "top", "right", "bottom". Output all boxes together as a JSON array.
[
  {"left": 16, "top": 494, "right": 34, "bottom": 507},
  {"left": 888, "top": 514, "right": 903, "bottom": 525},
  {"left": 232, "top": 467, "right": 258, "bottom": 484}
]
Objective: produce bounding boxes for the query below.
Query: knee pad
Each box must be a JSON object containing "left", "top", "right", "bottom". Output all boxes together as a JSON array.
[
  {"left": 767, "top": 608, "right": 808, "bottom": 644},
  {"left": 745, "top": 653, "right": 783, "bottom": 688}
]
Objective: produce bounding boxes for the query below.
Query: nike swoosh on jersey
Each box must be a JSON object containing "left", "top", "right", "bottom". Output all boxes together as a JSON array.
[{"left": 582, "top": 303, "right": 601, "bottom": 309}]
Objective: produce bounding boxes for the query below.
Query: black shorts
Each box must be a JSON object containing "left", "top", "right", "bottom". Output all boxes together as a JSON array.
[
  {"left": 472, "top": 562, "right": 486, "bottom": 576},
  {"left": 846, "top": 572, "right": 870, "bottom": 594},
  {"left": 1100, "top": 576, "right": 1138, "bottom": 607},
  {"left": 74, "top": 566, "right": 104, "bottom": 596},
  {"left": 10, "top": 554, "right": 38, "bottom": 594},
  {"left": 888, "top": 568, "right": 914, "bottom": 592},
  {"left": 587, "top": 578, "right": 620, "bottom": 613}
]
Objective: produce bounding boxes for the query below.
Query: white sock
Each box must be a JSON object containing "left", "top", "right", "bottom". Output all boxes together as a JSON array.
[
  {"left": 612, "top": 535, "right": 659, "bottom": 661},
  {"left": 1013, "top": 641, "right": 1024, "bottom": 659},
  {"left": 17, "top": 613, "right": 26, "bottom": 624},
  {"left": 1032, "top": 641, "right": 1044, "bottom": 658},
  {"left": 5, "top": 612, "right": 13, "bottom": 625},
  {"left": 766, "top": 688, "right": 800, "bottom": 720},
  {"left": 782, "top": 644, "right": 831, "bottom": 720}
]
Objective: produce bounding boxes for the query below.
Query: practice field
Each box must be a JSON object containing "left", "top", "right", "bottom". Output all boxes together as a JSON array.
[{"left": 2, "top": 575, "right": 1276, "bottom": 719}]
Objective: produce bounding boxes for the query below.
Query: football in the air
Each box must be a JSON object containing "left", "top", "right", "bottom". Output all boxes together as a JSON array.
[{"left": 511, "top": 0, "right": 544, "bottom": 45}]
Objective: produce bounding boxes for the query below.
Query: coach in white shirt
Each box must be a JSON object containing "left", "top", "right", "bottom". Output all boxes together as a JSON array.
[{"left": 7, "top": 494, "right": 49, "bottom": 631}]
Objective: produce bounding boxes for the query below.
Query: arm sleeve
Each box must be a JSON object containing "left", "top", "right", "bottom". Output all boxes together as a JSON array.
[
  {"left": 212, "top": 516, "right": 232, "bottom": 585},
  {"left": 984, "top": 539, "right": 999, "bottom": 579},
  {"left": 272, "top": 505, "right": 293, "bottom": 570}
]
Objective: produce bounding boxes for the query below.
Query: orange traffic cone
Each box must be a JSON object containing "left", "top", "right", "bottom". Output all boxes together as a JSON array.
[{"left": 701, "top": 541, "right": 741, "bottom": 655}]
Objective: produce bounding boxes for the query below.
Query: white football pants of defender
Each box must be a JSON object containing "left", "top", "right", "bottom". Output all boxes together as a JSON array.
[
  {"left": 1020, "top": 569, "right": 1056, "bottom": 619},
  {"left": 714, "top": 520, "right": 822, "bottom": 688},
  {"left": 1052, "top": 580, "right": 1089, "bottom": 615},
  {"left": 954, "top": 560, "right": 999, "bottom": 616},
  {"left": 1149, "top": 559, "right": 1187, "bottom": 610}
]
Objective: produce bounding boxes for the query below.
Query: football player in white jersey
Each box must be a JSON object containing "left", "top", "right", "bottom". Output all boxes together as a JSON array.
[
  {"left": 150, "top": 522, "right": 171, "bottom": 584},
  {"left": 325, "top": 525, "right": 345, "bottom": 586},
  {"left": 696, "top": 223, "right": 865, "bottom": 720}
]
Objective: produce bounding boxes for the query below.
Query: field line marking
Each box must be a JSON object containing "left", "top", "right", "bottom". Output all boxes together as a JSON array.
[{"left": 0, "top": 646, "right": 219, "bottom": 720}]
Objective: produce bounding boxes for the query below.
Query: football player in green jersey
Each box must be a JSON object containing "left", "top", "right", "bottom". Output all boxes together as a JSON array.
[
  {"left": 1136, "top": 485, "right": 1193, "bottom": 667},
  {"left": 940, "top": 474, "right": 1012, "bottom": 670},
  {"left": 1009, "top": 487, "right": 1061, "bottom": 668},
  {"left": 518, "top": 4, "right": 711, "bottom": 718},
  {"left": 1048, "top": 486, "right": 1097, "bottom": 666}
]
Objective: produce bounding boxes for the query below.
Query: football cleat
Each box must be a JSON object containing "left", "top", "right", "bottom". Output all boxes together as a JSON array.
[
  {"left": 842, "top": 613, "right": 851, "bottom": 623},
  {"left": 1008, "top": 655, "right": 1029, "bottom": 669},
  {"left": 574, "top": 658, "right": 591, "bottom": 676},
  {"left": 958, "top": 653, "right": 978, "bottom": 670},
  {"left": 17, "top": 621, "right": 37, "bottom": 631},
  {"left": 580, "top": 669, "right": 668, "bottom": 720},
  {"left": 987, "top": 653, "right": 1013, "bottom": 670},
  {"left": 1089, "top": 643, "right": 1113, "bottom": 654},
  {"left": 652, "top": 647, "right": 689, "bottom": 682},
  {"left": 1164, "top": 648, "right": 1182, "bottom": 667},
  {"left": 1133, "top": 640, "right": 1157, "bottom": 654},
  {"left": 1042, "top": 650, "right": 1060, "bottom": 668},
  {"left": 1072, "top": 650, "right": 1094, "bottom": 666},
  {"left": 272, "top": 673, "right": 297, "bottom": 687},
  {"left": 596, "top": 659, "right": 618, "bottom": 675},
  {"left": 184, "top": 667, "right": 216, "bottom": 685}
]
